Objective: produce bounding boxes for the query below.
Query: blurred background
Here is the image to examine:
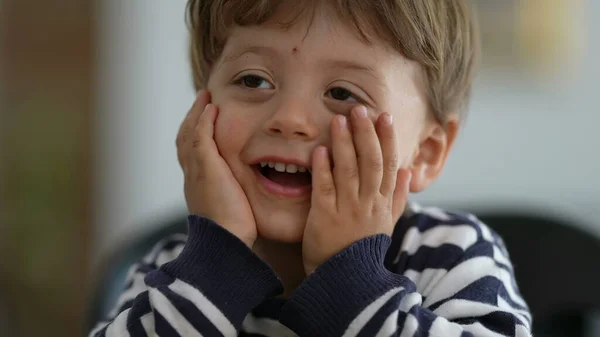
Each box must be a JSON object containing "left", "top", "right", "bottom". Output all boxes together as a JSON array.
[{"left": 1, "top": 0, "right": 599, "bottom": 336}]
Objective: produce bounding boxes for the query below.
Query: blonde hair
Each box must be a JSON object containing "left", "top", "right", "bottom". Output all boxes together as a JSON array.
[{"left": 186, "top": 0, "right": 479, "bottom": 123}]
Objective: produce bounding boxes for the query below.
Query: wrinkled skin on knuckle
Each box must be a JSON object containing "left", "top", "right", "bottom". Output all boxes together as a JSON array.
[
  {"left": 193, "top": 162, "right": 209, "bottom": 183},
  {"left": 192, "top": 139, "right": 202, "bottom": 149},
  {"left": 341, "top": 165, "right": 359, "bottom": 180},
  {"left": 369, "top": 156, "right": 384, "bottom": 172},
  {"left": 386, "top": 155, "right": 399, "bottom": 172},
  {"left": 318, "top": 181, "right": 336, "bottom": 196}
]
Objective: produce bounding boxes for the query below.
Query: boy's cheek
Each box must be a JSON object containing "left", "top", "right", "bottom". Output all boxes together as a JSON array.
[
  {"left": 213, "top": 105, "right": 249, "bottom": 156},
  {"left": 394, "top": 119, "right": 421, "bottom": 152}
]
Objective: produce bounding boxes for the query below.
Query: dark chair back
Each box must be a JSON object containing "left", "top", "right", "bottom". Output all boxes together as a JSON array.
[{"left": 479, "top": 212, "right": 600, "bottom": 337}]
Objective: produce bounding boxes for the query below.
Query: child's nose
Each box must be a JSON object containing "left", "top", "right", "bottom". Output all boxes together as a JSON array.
[{"left": 264, "top": 101, "right": 320, "bottom": 140}]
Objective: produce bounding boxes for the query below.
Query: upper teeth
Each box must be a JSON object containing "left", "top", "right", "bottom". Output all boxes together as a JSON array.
[{"left": 260, "top": 161, "right": 308, "bottom": 173}]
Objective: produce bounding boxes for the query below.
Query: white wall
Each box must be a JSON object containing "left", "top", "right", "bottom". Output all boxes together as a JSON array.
[
  {"left": 416, "top": 0, "right": 600, "bottom": 234},
  {"left": 94, "top": 0, "right": 600, "bottom": 262},
  {"left": 94, "top": 0, "right": 193, "bottom": 262}
]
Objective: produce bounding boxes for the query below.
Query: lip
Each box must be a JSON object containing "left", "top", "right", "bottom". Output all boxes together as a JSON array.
[{"left": 250, "top": 155, "right": 312, "bottom": 199}]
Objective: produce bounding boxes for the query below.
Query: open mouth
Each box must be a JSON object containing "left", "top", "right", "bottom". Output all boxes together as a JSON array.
[
  {"left": 256, "top": 162, "right": 312, "bottom": 186},
  {"left": 252, "top": 161, "right": 312, "bottom": 198}
]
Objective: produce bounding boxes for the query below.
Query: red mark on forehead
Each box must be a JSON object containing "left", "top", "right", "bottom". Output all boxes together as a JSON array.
[{"left": 292, "top": 47, "right": 298, "bottom": 54}]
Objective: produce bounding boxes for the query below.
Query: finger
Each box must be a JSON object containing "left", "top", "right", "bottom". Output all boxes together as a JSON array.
[
  {"left": 192, "top": 103, "right": 218, "bottom": 159},
  {"left": 392, "top": 169, "right": 412, "bottom": 220},
  {"left": 188, "top": 103, "right": 219, "bottom": 186},
  {"left": 350, "top": 105, "right": 383, "bottom": 196},
  {"left": 311, "top": 146, "right": 336, "bottom": 209},
  {"left": 331, "top": 114, "right": 359, "bottom": 198},
  {"left": 376, "top": 113, "right": 399, "bottom": 196},
  {"left": 176, "top": 91, "right": 211, "bottom": 165},
  {"left": 177, "top": 91, "right": 211, "bottom": 147}
]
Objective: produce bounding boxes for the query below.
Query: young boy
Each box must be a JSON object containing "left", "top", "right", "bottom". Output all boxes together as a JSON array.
[{"left": 90, "top": 0, "right": 532, "bottom": 336}]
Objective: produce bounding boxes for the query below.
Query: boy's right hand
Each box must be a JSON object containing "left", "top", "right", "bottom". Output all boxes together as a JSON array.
[{"left": 176, "top": 91, "right": 257, "bottom": 248}]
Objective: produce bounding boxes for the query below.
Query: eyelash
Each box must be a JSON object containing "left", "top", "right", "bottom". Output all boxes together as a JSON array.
[
  {"left": 233, "top": 74, "right": 364, "bottom": 103},
  {"left": 233, "top": 74, "right": 274, "bottom": 89},
  {"left": 325, "top": 87, "right": 361, "bottom": 103}
]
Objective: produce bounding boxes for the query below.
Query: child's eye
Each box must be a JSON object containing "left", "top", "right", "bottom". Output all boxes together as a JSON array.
[
  {"left": 326, "top": 87, "right": 359, "bottom": 103},
  {"left": 235, "top": 75, "right": 274, "bottom": 89}
]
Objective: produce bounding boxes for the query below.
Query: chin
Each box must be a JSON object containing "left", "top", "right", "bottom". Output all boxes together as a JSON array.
[
  {"left": 236, "top": 161, "right": 313, "bottom": 243},
  {"left": 253, "top": 204, "right": 309, "bottom": 243}
]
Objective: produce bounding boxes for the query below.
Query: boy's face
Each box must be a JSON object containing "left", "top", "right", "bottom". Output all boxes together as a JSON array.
[{"left": 206, "top": 7, "right": 437, "bottom": 243}]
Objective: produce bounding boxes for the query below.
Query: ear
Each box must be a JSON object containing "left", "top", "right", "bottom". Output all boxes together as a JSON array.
[{"left": 409, "top": 115, "right": 459, "bottom": 192}]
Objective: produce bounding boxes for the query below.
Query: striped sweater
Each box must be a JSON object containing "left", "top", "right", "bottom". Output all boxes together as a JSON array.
[{"left": 89, "top": 203, "right": 532, "bottom": 337}]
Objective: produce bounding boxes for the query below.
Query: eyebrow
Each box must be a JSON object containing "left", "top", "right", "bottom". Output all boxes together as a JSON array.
[
  {"left": 221, "top": 45, "right": 280, "bottom": 64},
  {"left": 322, "top": 59, "right": 383, "bottom": 82}
]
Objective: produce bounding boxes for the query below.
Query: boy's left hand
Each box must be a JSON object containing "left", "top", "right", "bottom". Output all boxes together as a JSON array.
[{"left": 302, "top": 106, "right": 412, "bottom": 275}]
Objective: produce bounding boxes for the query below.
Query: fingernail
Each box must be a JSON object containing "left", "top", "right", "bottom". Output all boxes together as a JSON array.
[
  {"left": 319, "top": 146, "right": 328, "bottom": 157},
  {"left": 382, "top": 113, "right": 393, "bottom": 125},
  {"left": 337, "top": 115, "right": 347, "bottom": 129},
  {"left": 204, "top": 103, "right": 212, "bottom": 112},
  {"left": 354, "top": 105, "right": 368, "bottom": 118}
]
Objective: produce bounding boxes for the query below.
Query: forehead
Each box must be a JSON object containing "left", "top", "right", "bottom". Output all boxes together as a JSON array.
[
  {"left": 221, "top": 7, "right": 403, "bottom": 71},
  {"left": 233, "top": 2, "right": 375, "bottom": 45}
]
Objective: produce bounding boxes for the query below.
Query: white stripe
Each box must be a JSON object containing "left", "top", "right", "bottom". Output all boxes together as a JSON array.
[
  {"left": 423, "top": 256, "right": 527, "bottom": 308},
  {"left": 462, "top": 322, "right": 506, "bottom": 337},
  {"left": 124, "top": 263, "right": 141, "bottom": 285},
  {"left": 478, "top": 221, "right": 495, "bottom": 243},
  {"left": 393, "top": 225, "right": 478, "bottom": 263},
  {"left": 88, "top": 322, "right": 108, "bottom": 337},
  {"left": 404, "top": 202, "right": 422, "bottom": 216},
  {"left": 374, "top": 310, "right": 399, "bottom": 337},
  {"left": 105, "top": 308, "right": 131, "bottom": 337},
  {"left": 169, "top": 279, "right": 236, "bottom": 337},
  {"left": 109, "top": 272, "right": 147, "bottom": 318},
  {"left": 429, "top": 316, "right": 463, "bottom": 337},
  {"left": 342, "top": 287, "right": 404, "bottom": 337},
  {"left": 492, "top": 245, "right": 512, "bottom": 269},
  {"left": 433, "top": 297, "right": 530, "bottom": 327},
  {"left": 399, "top": 314, "right": 419, "bottom": 337},
  {"left": 433, "top": 298, "right": 494, "bottom": 318},
  {"left": 155, "top": 244, "right": 185, "bottom": 267},
  {"left": 516, "top": 323, "right": 533, "bottom": 337},
  {"left": 403, "top": 268, "right": 448, "bottom": 297},
  {"left": 110, "top": 241, "right": 185, "bottom": 318},
  {"left": 398, "top": 292, "right": 422, "bottom": 312},
  {"left": 143, "top": 235, "right": 187, "bottom": 264},
  {"left": 149, "top": 288, "right": 203, "bottom": 337},
  {"left": 371, "top": 293, "right": 421, "bottom": 337},
  {"left": 242, "top": 313, "right": 297, "bottom": 337},
  {"left": 140, "top": 313, "right": 157, "bottom": 337}
]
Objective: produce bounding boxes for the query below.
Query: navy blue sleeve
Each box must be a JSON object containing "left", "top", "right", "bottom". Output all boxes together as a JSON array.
[
  {"left": 88, "top": 215, "right": 283, "bottom": 337},
  {"left": 279, "top": 234, "right": 531, "bottom": 337}
]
